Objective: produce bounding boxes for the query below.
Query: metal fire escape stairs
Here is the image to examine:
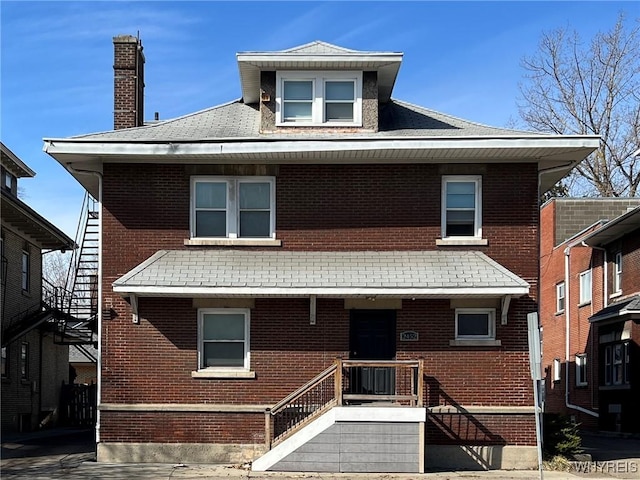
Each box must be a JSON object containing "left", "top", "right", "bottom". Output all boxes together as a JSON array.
[
  {"left": 2, "top": 193, "right": 98, "bottom": 347},
  {"left": 56, "top": 192, "right": 99, "bottom": 345}
]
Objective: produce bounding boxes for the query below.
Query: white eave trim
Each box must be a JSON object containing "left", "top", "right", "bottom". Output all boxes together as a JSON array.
[
  {"left": 112, "top": 285, "right": 530, "bottom": 298},
  {"left": 43, "top": 136, "right": 600, "bottom": 159}
]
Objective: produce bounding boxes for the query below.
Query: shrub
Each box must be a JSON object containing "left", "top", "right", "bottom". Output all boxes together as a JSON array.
[{"left": 543, "top": 414, "right": 583, "bottom": 457}]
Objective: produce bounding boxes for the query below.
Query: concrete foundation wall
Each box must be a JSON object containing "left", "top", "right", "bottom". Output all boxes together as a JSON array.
[
  {"left": 425, "top": 445, "right": 538, "bottom": 470},
  {"left": 97, "top": 442, "right": 265, "bottom": 464}
]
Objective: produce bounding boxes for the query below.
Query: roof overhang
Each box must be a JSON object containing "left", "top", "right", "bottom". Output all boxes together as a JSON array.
[
  {"left": 44, "top": 135, "right": 600, "bottom": 198},
  {"left": 1, "top": 190, "right": 76, "bottom": 250},
  {"left": 589, "top": 295, "right": 640, "bottom": 324},
  {"left": 111, "top": 249, "right": 530, "bottom": 300},
  {"left": 582, "top": 207, "right": 640, "bottom": 247},
  {"left": 237, "top": 51, "right": 403, "bottom": 104},
  {"left": 1, "top": 142, "right": 36, "bottom": 178}
]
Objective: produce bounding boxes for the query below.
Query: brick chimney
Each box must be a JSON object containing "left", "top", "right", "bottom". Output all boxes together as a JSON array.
[{"left": 113, "top": 35, "right": 145, "bottom": 130}]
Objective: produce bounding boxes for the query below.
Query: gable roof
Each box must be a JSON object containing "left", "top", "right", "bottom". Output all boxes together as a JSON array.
[{"left": 112, "top": 249, "right": 529, "bottom": 298}]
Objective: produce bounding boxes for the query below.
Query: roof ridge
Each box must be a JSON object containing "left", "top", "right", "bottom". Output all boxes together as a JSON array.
[{"left": 280, "top": 40, "right": 358, "bottom": 54}]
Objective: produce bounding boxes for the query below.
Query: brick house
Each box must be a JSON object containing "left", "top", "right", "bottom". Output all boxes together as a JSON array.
[
  {"left": 1, "top": 142, "right": 75, "bottom": 432},
  {"left": 539, "top": 198, "right": 640, "bottom": 432},
  {"left": 44, "top": 36, "right": 598, "bottom": 472}
]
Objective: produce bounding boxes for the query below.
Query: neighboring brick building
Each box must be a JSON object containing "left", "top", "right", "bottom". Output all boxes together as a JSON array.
[
  {"left": 539, "top": 198, "right": 640, "bottom": 431},
  {"left": 1, "top": 142, "right": 75, "bottom": 432},
  {"left": 44, "top": 36, "right": 598, "bottom": 472}
]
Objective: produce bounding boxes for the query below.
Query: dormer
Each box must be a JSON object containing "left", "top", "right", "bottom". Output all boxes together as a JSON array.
[
  {"left": 1, "top": 142, "right": 35, "bottom": 197},
  {"left": 236, "top": 41, "right": 403, "bottom": 133}
]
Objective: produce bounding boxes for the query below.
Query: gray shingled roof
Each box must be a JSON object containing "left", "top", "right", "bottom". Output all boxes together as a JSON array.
[
  {"left": 113, "top": 250, "right": 529, "bottom": 298},
  {"left": 589, "top": 294, "right": 640, "bottom": 323},
  {"left": 73, "top": 99, "right": 534, "bottom": 142}
]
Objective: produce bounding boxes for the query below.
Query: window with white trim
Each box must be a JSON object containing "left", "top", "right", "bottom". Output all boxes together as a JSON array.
[
  {"left": 575, "top": 353, "right": 587, "bottom": 386},
  {"left": 197, "top": 309, "right": 250, "bottom": 370},
  {"left": 579, "top": 269, "right": 592, "bottom": 304},
  {"left": 455, "top": 308, "right": 495, "bottom": 340},
  {"left": 442, "top": 176, "right": 482, "bottom": 238},
  {"left": 553, "top": 358, "right": 561, "bottom": 382},
  {"left": 556, "top": 282, "right": 565, "bottom": 312},
  {"left": 614, "top": 252, "right": 622, "bottom": 293},
  {"left": 276, "top": 71, "right": 362, "bottom": 126},
  {"left": 191, "top": 177, "right": 275, "bottom": 239},
  {"left": 21, "top": 250, "right": 29, "bottom": 292}
]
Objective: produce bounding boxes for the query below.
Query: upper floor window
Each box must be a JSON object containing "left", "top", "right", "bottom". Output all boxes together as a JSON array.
[
  {"left": 556, "top": 282, "right": 565, "bottom": 313},
  {"left": 614, "top": 252, "right": 622, "bottom": 294},
  {"left": 20, "top": 343, "right": 29, "bottom": 380},
  {"left": 442, "top": 176, "right": 482, "bottom": 238},
  {"left": 455, "top": 308, "right": 495, "bottom": 340},
  {"left": 3, "top": 170, "right": 15, "bottom": 194},
  {"left": 191, "top": 177, "right": 275, "bottom": 239},
  {"left": 276, "top": 71, "right": 362, "bottom": 126},
  {"left": 21, "top": 250, "right": 30, "bottom": 292},
  {"left": 579, "top": 269, "right": 592, "bottom": 305},
  {"left": 197, "top": 309, "right": 250, "bottom": 370}
]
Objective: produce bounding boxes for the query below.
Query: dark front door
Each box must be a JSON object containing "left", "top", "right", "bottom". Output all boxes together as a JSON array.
[{"left": 349, "top": 309, "right": 396, "bottom": 396}]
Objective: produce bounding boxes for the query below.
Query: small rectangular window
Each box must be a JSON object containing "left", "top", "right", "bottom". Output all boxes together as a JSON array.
[
  {"left": 21, "top": 250, "right": 30, "bottom": 292},
  {"left": 553, "top": 358, "right": 561, "bottom": 382},
  {"left": 556, "top": 282, "right": 565, "bottom": 312},
  {"left": 324, "top": 80, "right": 355, "bottom": 122},
  {"left": 614, "top": 252, "right": 622, "bottom": 293},
  {"left": 579, "top": 269, "right": 592, "bottom": 304},
  {"left": 20, "top": 343, "right": 29, "bottom": 380},
  {"left": 198, "top": 309, "right": 250, "bottom": 370},
  {"left": 575, "top": 354, "right": 587, "bottom": 386},
  {"left": 455, "top": 308, "right": 495, "bottom": 340},
  {"left": 1, "top": 346, "right": 7, "bottom": 378},
  {"left": 283, "top": 80, "right": 313, "bottom": 122},
  {"left": 442, "top": 176, "right": 482, "bottom": 238}
]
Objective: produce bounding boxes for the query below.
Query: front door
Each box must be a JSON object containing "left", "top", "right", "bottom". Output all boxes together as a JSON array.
[{"left": 349, "top": 309, "right": 396, "bottom": 396}]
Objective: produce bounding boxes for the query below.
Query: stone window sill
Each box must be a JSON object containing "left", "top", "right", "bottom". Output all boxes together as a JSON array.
[
  {"left": 436, "top": 238, "right": 488, "bottom": 246},
  {"left": 191, "top": 369, "right": 256, "bottom": 379},
  {"left": 449, "top": 339, "right": 501, "bottom": 347},
  {"left": 185, "top": 238, "right": 282, "bottom": 247}
]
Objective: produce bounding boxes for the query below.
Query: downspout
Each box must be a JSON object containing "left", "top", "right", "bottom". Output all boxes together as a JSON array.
[
  {"left": 65, "top": 165, "right": 103, "bottom": 440},
  {"left": 564, "top": 245, "right": 599, "bottom": 418}
]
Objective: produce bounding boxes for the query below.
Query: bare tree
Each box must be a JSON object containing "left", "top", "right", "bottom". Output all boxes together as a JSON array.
[
  {"left": 43, "top": 250, "right": 71, "bottom": 291},
  {"left": 519, "top": 14, "right": 640, "bottom": 197}
]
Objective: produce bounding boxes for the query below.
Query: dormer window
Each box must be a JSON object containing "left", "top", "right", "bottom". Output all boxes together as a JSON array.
[{"left": 276, "top": 71, "right": 362, "bottom": 126}]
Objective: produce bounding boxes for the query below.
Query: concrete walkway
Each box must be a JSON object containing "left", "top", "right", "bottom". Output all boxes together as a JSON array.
[{"left": 2, "top": 428, "right": 639, "bottom": 479}]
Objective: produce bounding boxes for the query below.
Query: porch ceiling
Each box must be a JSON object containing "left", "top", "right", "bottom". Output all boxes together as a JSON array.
[{"left": 112, "top": 249, "right": 530, "bottom": 299}]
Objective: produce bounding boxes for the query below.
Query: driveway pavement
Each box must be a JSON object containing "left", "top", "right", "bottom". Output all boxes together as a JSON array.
[{"left": 2, "top": 428, "right": 639, "bottom": 480}]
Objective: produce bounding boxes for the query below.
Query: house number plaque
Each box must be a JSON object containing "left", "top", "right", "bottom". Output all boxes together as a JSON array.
[{"left": 400, "top": 331, "right": 418, "bottom": 341}]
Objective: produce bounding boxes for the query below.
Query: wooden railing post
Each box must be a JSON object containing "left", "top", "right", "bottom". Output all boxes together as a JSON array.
[
  {"left": 264, "top": 408, "right": 272, "bottom": 450},
  {"left": 335, "top": 358, "right": 343, "bottom": 406},
  {"left": 417, "top": 359, "right": 424, "bottom": 407}
]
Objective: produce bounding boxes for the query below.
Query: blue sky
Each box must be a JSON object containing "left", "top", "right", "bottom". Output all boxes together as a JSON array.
[{"left": 1, "top": 1, "right": 635, "bottom": 238}]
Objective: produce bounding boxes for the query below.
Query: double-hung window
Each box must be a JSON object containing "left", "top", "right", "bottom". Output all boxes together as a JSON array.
[
  {"left": 575, "top": 354, "right": 587, "bottom": 386},
  {"left": 191, "top": 177, "right": 275, "bottom": 239},
  {"left": 556, "top": 282, "right": 565, "bottom": 313},
  {"left": 579, "top": 269, "right": 592, "bottom": 304},
  {"left": 614, "top": 252, "right": 622, "bottom": 294},
  {"left": 198, "top": 309, "right": 250, "bottom": 370},
  {"left": 604, "top": 342, "right": 630, "bottom": 386},
  {"left": 442, "top": 176, "right": 482, "bottom": 239},
  {"left": 455, "top": 308, "right": 495, "bottom": 340},
  {"left": 276, "top": 71, "right": 362, "bottom": 126},
  {"left": 21, "top": 250, "right": 29, "bottom": 292}
]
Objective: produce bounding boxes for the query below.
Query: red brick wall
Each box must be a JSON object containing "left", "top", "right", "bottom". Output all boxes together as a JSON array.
[{"left": 100, "top": 161, "right": 539, "bottom": 446}]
